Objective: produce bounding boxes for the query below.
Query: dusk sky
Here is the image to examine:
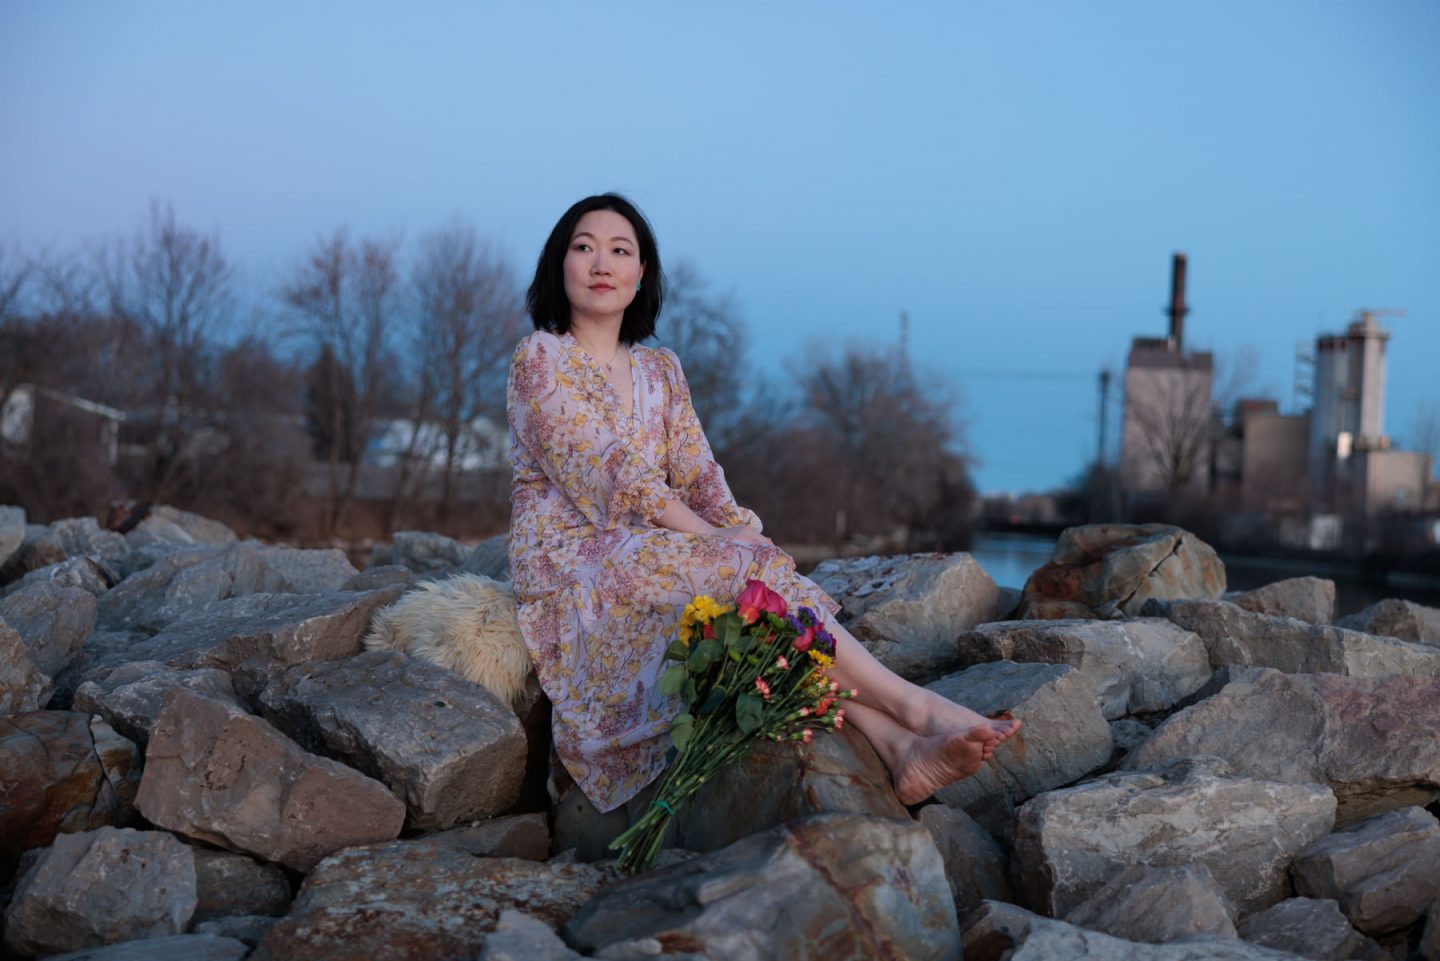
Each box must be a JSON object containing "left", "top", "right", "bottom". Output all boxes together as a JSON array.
[{"left": 3, "top": 1, "right": 1437, "bottom": 494}]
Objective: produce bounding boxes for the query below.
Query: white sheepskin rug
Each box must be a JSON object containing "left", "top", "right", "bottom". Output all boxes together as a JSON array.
[{"left": 363, "top": 573, "right": 533, "bottom": 713}]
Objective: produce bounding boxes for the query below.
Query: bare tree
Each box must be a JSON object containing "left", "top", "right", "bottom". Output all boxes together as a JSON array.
[
  {"left": 411, "top": 224, "right": 525, "bottom": 523},
  {"left": 282, "top": 230, "right": 399, "bottom": 536},
  {"left": 1413, "top": 400, "right": 1440, "bottom": 480},
  {"left": 0, "top": 244, "right": 35, "bottom": 417},
  {"left": 103, "top": 200, "right": 234, "bottom": 502},
  {"left": 654, "top": 260, "right": 748, "bottom": 448}
]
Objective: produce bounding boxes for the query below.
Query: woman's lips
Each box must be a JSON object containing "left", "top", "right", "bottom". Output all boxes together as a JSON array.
[{"left": 589, "top": 284, "right": 614, "bottom": 291}]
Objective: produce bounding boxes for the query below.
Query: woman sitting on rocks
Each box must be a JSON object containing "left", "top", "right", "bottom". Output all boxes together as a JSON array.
[{"left": 506, "top": 193, "right": 1018, "bottom": 815}]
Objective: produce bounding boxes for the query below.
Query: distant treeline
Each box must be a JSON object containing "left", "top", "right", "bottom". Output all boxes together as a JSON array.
[{"left": 0, "top": 201, "right": 976, "bottom": 549}]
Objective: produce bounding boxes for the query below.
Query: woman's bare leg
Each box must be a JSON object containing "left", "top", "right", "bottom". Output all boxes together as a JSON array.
[
  {"left": 825, "top": 619, "right": 1019, "bottom": 743},
  {"left": 843, "top": 700, "right": 998, "bottom": 805}
]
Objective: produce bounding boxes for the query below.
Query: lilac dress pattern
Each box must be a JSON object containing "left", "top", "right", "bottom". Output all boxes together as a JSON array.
[{"left": 506, "top": 330, "right": 838, "bottom": 812}]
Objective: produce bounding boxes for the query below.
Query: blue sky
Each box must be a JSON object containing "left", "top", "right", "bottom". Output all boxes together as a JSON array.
[{"left": 3, "top": 1, "right": 1437, "bottom": 493}]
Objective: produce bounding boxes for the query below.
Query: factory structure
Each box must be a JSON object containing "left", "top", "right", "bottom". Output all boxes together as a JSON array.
[{"left": 1119, "top": 254, "right": 1435, "bottom": 550}]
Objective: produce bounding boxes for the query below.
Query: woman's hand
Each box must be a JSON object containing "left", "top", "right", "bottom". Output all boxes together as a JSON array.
[{"left": 712, "top": 526, "right": 773, "bottom": 548}]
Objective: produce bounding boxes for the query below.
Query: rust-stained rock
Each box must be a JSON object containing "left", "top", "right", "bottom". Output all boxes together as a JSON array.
[
  {"left": 563, "top": 813, "right": 959, "bottom": 961},
  {"left": 135, "top": 688, "right": 405, "bottom": 872},
  {"left": 2, "top": 827, "right": 196, "bottom": 957},
  {"left": 0, "top": 711, "right": 140, "bottom": 879},
  {"left": 0, "top": 615, "right": 51, "bottom": 712},
  {"left": 249, "top": 841, "right": 607, "bottom": 961},
  {"left": 1017, "top": 524, "right": 1225, "bottom": 620},
  {"left": 258, "top": 650, "right": 526, "bottom": 830},
  {"left": 1125, "top": 669, "right": 1440, "bottom": 824}
]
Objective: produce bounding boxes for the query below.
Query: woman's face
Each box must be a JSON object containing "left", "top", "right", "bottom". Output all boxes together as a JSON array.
[{"left": 563, "top": 209, "right": 645, "bottom": 324}]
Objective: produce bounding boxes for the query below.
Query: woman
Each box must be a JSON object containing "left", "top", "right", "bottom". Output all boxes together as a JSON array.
[{"left": 507, "top": 193, "right": 1017, "bottom": 814}]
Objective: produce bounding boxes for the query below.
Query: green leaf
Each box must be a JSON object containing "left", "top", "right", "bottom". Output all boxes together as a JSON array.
[
  {"left": 658, "top": 664, "right": 686, "bottom": 697},
  {"left": 722, "top": 617, "right": 741, "bottom": 647},
  {"left": 683, "top": 678, "right": 699, "bottom": 705},
  {"left": 733, "top": 632, "right": 755, "bottom": 655},
  {"left": 670, "top": 713, "right": 694, "bottom": 751},
  {"left": 735, "top": 692, "right": 763, "bottom": 734},
  {"left": 665, "top": 639, "right": 689, "bottom": 660}
]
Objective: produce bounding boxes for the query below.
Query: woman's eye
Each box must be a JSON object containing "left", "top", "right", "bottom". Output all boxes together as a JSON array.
[{"left": 613, "top": 247, "right": 631, "bottom": 256}]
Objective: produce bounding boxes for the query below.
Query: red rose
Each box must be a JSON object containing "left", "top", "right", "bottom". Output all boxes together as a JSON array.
[{"left": 736, "top": 579, "right": 787, "bottom": 624}]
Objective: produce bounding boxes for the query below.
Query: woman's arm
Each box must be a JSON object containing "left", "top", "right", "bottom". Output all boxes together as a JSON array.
[{"left": 654, "top": 496, "right": 772, "bottom": 546}]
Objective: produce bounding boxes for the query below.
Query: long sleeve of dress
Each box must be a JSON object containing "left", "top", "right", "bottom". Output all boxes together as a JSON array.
[
  {"left": 656, "top": 347, "right": 762, "bottom": 533},
  {"left": 508, "top": 333, "right": 672, "bottom": 530}
]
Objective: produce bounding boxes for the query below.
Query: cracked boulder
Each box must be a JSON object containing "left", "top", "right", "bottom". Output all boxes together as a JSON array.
[
  {"left": 1124, "top": 669, "right": 1440, "bottom": 823},
  {"left": 927, "top": 661, "right": 1111, "bottom": 811},
  {"left": 135, "top": 688, "right": 406, "bottom": 872},
  {"left": 1013, "top": 757, "right": 1336, "bottom": 916},
  {"left": 957, "top": 618, "right": 1210, "bottom": 720},
  {"left": 1016, "top": 524, "right": 1225, "bottom": 619},
  {"left": 563, "top": 812, "right": 959, "bottom": 961},
  {"left": 249, "top": 841, "right": 607, "bottom": 961},
  {"left": 809, "top": 552, "right": 1001, "bottom": 682},
  {"left": 2, "top": 827, "right": 196, "bottom": 957},
  {"left": 258, "top": 650, "right": 527, "bottom": 830},
  {"left": 1144, "top": 598, "right": 1440, "bottom": 676},
  {"left": 0, "top": 711, "right": 140, "bottom": 878}
]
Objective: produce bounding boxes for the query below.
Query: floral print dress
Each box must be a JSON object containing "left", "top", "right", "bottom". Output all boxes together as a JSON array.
[{"left": 506, "top": 330, "right": 838, "bottom": 812}]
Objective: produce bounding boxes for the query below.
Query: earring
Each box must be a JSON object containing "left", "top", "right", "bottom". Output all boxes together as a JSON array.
[{"left": 636, "top": 281, "right": 643, "bottom": 291}]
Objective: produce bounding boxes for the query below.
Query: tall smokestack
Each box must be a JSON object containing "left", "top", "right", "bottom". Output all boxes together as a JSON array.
[{"left": 1168, "top": 252, "right": 1189, "bottom": 351}]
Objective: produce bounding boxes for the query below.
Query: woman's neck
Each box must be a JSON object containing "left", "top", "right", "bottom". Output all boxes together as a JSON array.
[{"left": 568, "top": 314, "right": 624, "bottom": 360}]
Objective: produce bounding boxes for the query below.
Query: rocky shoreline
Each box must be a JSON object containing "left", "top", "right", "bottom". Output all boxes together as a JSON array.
[{"left": 2, "top": 506, "right": 1438, "bottom": 960}]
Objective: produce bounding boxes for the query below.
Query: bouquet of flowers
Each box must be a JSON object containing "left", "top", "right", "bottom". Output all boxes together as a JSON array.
[{"left": 608, "top": 579, "right": 855, "bottom": 875}]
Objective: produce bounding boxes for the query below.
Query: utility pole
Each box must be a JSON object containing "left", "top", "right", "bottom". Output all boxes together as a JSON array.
[{"left": 1098, "top": 368, "right": 1111, "bottom": 466}]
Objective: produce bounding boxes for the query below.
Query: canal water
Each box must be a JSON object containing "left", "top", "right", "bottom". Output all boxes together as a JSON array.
[{"left": 968, "top": 531, "right": 1440, "bottom": 620}]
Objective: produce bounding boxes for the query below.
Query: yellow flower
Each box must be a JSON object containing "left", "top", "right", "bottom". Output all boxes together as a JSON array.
[{"left": 807, "top": 650, "right": 834, "bottom": 669}]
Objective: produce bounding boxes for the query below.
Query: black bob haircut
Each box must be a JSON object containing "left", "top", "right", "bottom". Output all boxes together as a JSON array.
[{"left": 525, "top": 193, "right": 665, "bottom": 345}]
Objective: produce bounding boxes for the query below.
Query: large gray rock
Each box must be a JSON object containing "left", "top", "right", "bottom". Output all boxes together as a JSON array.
[
  {"left": 0, "top": 523, "right": 65, "bottom": 581},
  {"left": 961, "top": 901, "right": 1304, "bottom": 961},
  {"left": 552, "top": 723, "right": 907, "bottom": 861},
  {"left": 957, "top": 619, "right": 1210, "bottom": 720},
  {"left": 0, "top": 712, "right": 140, "bottom": 877},
  {"left": 259, "top": 650, "right": 527, "bottom": 830},
  {"left": 1338, "top": 598, "right": 1440, "bottom": 645},
  {"left": 97, "top": 543, "right": 283, "bottom": 632},
  {"left": 249, "top": 841, "right": 607, "bottom": 961},
  {"left": 253, "top": 545, "right": 359, "bottom": 593},
  {"left": 413, "top": 813, "right": 550, "bottom": 861},
  {"left": 47, "top": 629, "right": 150, "bottom": 709},
  {"left": 1017, "top": 524, "right": 1226, "bottom": 620},
  {"left": 191, "top": 847, "right": 293, "bottom": 923},
  {"left": 564, "top": 813, "right": 960, "bottom": 961},
  {"left": 461, "top": 535, "right": 511, "bottom": 581},
  {"left": 1146, "top": 598, "right": 1440, "bottom": 676},
  {"left": 809, "top": 552, "right": 1001, "bottom": 681},
  {"left": 0, "top": 553, "right": 120, "bottom": 599},
  {"left": 926, "top": 661, "right": 1111, "bottom": 810},
  {"left": 1290, "top": 805, "right": 1440, "bottom": 936},
  {"left": 1125, "top": 669, "right": 1440, "bottom": 823},
  {"left": 0, "top": 581, "right": 97, "bottom": 678},
  {"left": 0, "top": 505, "right": 23, "bottom": 566},
  {"left": 1065, "top": 863, "right": 1237, "bottom": 943},
  {"left": 49, "top": 517, "right": 129, "bottom": 567},
  {"left": 918, "top": 804, "right": 1013, "bottom": 912},
  {"left": 0, "top": 615, "right": 51, "bottom": 712},
  {"left": 135, "top": 688, "right": 406, "bottom": 872},
  {"left": 1237, "top": 898, "right": 1388, "bottom": 961},
  {"left": 124, "top": 505, "right": 238, "bottom": 550},
  {"left": 73, "top": 660, "right": 240, "bottom": 744},
  {"left": 120, "top": 587, "right": 402, "bottom": 698},
  {"left": 1232, "top": 577, "right": 1336, "bottom": 625},
  {"left": 369, "top": 530, "right": 470, "bottom": 575},
  {"left": 2, "top": 827, "right": 196, "bottom": 957},
  {"left": 1013, "top": 757, "right": 1337, "bottom": 917},
  {"left": 40, "top": 934, "right": 250, "bottom": 961}
]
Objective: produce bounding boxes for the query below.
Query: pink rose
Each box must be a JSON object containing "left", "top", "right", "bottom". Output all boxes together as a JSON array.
[{"left": 736, "top": 579, "right": 787, "bottom": 625}]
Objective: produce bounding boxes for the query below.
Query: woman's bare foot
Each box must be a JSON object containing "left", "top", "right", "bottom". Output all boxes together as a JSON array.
[
  {"left": 892, "top": 726, "right": 997, "bottom": 805},
  {"left": 918, "top": 694, "right": 1021, "bottom": 744}
]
